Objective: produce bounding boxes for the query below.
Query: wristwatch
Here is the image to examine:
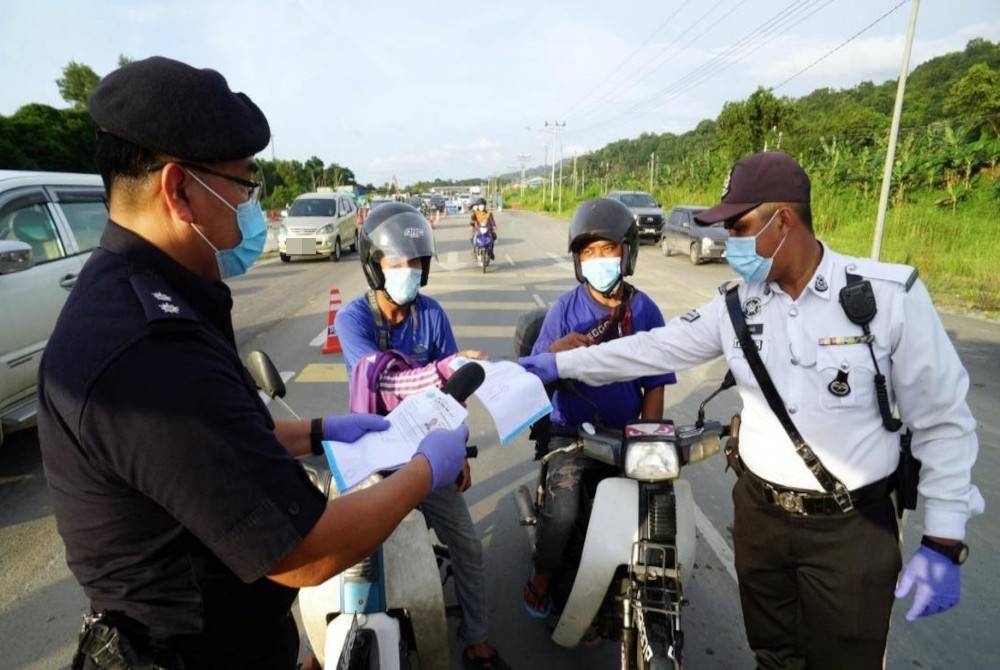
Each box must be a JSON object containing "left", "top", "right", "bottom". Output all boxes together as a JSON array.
[
  {"left": 921, "top": 536, "right": 969, "bottom": 565},
  {"left": 310, "top": 418, "right": 324, "bottom": 456}
]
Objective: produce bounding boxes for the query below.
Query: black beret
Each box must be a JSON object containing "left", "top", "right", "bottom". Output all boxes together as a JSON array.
[{"left": 88, "top": 56, "right": 270, "bottom": 162}]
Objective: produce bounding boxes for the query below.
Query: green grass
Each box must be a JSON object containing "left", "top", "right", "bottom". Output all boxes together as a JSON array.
[{"left": 507, "top": 180, "right": 1000, "bottom": 317}]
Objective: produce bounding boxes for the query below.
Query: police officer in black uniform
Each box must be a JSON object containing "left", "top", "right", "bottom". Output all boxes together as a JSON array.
[{"left": 37, "top": 56, "right": 468, "bottom": 669}]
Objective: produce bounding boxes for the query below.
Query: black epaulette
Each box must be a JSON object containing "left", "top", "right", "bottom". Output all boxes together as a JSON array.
[{"left": 129, "top": 272, "right": 199, "bottom": 331}]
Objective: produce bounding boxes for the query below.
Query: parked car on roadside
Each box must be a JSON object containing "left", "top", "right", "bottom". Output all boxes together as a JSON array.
[
  {"left": 278, "top": 191, "right": 358, "bottom": 263},
  {"left": 606, "top": 190, "right": 665, "bottom": 244},
  {"left": 660, "top": 205, "right": 728, "bottom": 265},
  {"left": 0, "top": 170, "right": 108, "bottom": 446}
]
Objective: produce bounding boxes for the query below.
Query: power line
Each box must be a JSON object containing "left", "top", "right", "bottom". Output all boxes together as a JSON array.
[
  {"left": 576, "top": 0, "right": 835, "bottom": 135},
  {"left": 560, "top": 0, "right": 690, "bottom": 120},
  {"left": 772, "top": 0, "right": 910, "bottom": 91},
  {"left": 569, "top": 0, "right": 731, "bottom": 124}
]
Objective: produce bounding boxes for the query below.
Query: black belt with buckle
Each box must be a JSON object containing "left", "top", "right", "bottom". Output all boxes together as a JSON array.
[{"left": 745, "top": 469, "right": 893, "bottom": 515}]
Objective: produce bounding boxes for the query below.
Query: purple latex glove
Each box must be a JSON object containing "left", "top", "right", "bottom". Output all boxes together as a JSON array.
[
  {"left": 518, "top": 352, "right": 558, "bottom": 385},
  {"left": 415, "top": 425, "right": 469, "bottom": 492},
  {"left": 894, "top": 545, "right": 961, "bottom": 621},
  {"left": 323, "top": 414, "right": 390, "bottom": 443}
]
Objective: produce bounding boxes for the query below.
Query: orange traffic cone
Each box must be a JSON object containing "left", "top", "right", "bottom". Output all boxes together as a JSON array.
[{"left": 321, "top": 288, "right": 343, "bottom": 355}]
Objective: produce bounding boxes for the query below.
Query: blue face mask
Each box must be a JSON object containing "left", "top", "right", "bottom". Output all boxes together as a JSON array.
[
  {"left": 725, "top": 209, "right": 787, "bottom": 284},
  {"left": 383, "top": 267, "right": 421, "bottom": 305},
  {"left": 580, "top": 257, "right": 622, "bottom": 292},
  {"left": 186, "top": 170, "right": 267, "bottom": 279}
]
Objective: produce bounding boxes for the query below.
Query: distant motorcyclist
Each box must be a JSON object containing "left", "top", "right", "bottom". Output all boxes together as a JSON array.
[
  {"left": 468, "top": 197, "right": 497, "bottom": 260},
  {"left": 522, "top": 198, "right": 676, "bottom": 618}
]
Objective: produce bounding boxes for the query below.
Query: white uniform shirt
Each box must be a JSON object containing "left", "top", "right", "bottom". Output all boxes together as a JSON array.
[{"left": 556, "top": 242, "right": 984, "bottom": 539}]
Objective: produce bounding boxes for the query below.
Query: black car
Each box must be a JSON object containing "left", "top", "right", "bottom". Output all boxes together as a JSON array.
[
  {"left": 606, "top": 191, "right": 665, "bottom": 244},
  {"left": 429, "top": 194, "right": 446, "bottom": 213},
  {"left": 660, "top": 205, "right": 728, "bottom": 265}
]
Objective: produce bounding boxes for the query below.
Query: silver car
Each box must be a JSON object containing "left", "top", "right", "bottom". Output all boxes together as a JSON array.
[
  {"left": 278, "top": 191, "right": 358, "bottom": 263},
  {"left": 0, "top": 170, "right": 107, "bottom": 446}
]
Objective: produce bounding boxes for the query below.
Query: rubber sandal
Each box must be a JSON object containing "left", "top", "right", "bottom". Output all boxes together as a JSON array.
[{"left": 522, "top": 579, "right": 553, "bottom": 619}]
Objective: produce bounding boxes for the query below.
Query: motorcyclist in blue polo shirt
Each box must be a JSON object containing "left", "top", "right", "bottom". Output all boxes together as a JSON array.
[{"left": 523, "top": 198, "right": 677, "bottom": 618}]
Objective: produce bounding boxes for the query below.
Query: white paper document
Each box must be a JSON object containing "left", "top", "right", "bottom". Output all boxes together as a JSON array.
[
  {"left": 323, "top": 388, "right": 467, "bottom": 491},
  {"left": 449, "top": 358, "right": 553, "bottom": 445}
]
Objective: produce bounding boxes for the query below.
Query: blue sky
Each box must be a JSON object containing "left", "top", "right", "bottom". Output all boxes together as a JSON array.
[{"left": 2, "top": 0, "right": 999, "bottom": 185}]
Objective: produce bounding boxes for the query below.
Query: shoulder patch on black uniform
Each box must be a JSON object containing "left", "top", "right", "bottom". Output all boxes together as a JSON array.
[
  {"left": 844, "top": 258, "right": 919, "bottom": 292},
  {"left": 129, "top": 272, "right": 199, "bottom": 326}
]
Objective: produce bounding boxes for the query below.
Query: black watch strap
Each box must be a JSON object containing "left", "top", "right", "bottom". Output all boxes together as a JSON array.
[
  {"left": 921, "top": 536, "right": 969, "bottom": 565},
  {"left": 310, "top": 418, "right": 324, "bottom": 456}
]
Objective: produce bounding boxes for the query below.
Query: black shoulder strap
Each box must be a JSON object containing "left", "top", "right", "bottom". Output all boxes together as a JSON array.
[
  {"left": 724, "top": 286, "right": 854, "bottom": 511},
  {"left": 365, "top": 289, "right": 418, "bottom": 353}
]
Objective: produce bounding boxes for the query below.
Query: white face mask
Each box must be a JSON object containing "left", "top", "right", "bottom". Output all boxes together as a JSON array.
[{"left": 382, "top": 267, "right": 421, "bottom": 305}]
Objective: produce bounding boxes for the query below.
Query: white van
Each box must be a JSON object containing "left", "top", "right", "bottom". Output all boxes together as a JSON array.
[
  {"left": 278, "top": 191, "right": 358, "bottom": 262},
  {"left": 0, "top": 170, "right": 107, "bottom": 446}
]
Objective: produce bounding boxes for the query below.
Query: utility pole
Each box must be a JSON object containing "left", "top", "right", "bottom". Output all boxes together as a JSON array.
[
  {"left": 558, "top": 137, "right": 564, "bottom": 213},
  {"left": 544, "top": 121, "right": 566, "bottom": 206},
  {"left": 873, "top": 0, "right": 920, "bottom": 260},
  {"left": 649, "top": 152, "right": 655, "bottom": 194},
  {"left": 572, "top": 153, "right": 578, "bottom": 197}
]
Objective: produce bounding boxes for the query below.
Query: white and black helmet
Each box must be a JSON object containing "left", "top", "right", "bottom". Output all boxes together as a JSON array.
[
  {"left": 359, "top": 202, "right": 436, "bottom": 290},
  {"left": 567, "top": 197, "right": 639, "bottom": 284}
]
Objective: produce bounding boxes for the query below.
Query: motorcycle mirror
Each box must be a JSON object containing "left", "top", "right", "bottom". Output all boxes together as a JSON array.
[
  {"left": 696, "top": 369, "right": 737, "bottom": 427},
  {"left": 721, "top": 369, "right": 736, "bottom": 390},
  {"left": 246, "top": 351, "right": 286, "bottom": 399}
]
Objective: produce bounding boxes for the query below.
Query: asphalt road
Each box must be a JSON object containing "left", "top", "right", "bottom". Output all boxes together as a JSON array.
[{"left": 0, "top": 209, "right": 997, "bottom": 669}]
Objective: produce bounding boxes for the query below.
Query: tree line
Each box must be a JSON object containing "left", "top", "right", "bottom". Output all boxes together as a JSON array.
[
  {"left": 552, "top": 39, "right": 1000, "bottom": 215},
  {"left": 0, "top": 58, "right": 367, "bottom": 211}
]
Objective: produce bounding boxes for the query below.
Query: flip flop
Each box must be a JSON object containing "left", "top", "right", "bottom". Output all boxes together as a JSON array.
[{"left": 522, "top": 579, "right": 553, "bottom": 619}]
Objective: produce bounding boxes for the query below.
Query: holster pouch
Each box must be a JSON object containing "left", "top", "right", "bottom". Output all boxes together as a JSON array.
[
  {"left": 72, "top": 613, "right": 181, "bottom": 670},
  {"left": 724, "top": 414, "right": 744, "bottom": 478},
  {"left": 894, "top": 430, "right": 920, "bottom": 517}
]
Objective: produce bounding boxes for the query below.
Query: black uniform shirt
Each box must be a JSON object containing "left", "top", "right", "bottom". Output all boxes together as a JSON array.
[{"left": 37, "top": 221, "right": 327, "bottom": 665}]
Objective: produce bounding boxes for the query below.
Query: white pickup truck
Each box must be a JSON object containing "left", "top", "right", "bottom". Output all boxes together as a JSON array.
[{"left": 0, "top": 170, "right": 107, "bottom": 447}]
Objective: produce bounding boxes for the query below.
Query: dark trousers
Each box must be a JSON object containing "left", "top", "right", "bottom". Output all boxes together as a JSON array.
[{"left": 732, "top": 475, "right": 901, "bottom": 670}]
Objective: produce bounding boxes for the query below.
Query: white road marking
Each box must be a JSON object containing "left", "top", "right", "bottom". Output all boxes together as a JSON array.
[
  {"left": 258, "top": 371, "right": 296, "bottom": 405},
  {"left": 546, "top": 252, "right": 573, "bottom": 271},
  {"left": 692, "top": 500, "right": 738, "bottom": 583},
  {"left": 532, "top": 293, "right": 546, "bottom": 307},
  {"left": 310, "top": 328, "right": 327, "bottom": 347},
  {"left": 505, "top": 253, "right": 515, "bottom": 267}
]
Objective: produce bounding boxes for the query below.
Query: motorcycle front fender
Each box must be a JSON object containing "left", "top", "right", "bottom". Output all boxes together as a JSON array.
[
  {"left": 323, "top": 612, "right": 400, "bottom": 669},
  {"left": 552, "top": 477, "right": 639, "bottom": 648}
]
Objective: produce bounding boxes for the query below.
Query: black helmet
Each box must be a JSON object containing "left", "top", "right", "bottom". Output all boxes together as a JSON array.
[
  {"left": 473, "top": 197, "right": 487, "bottom": 208},
  {"left": 359, "top": 202, "right": 435, "bottom": 290},
  {"left": 567, "top": 197, "right": 639, "bottom": 284}
]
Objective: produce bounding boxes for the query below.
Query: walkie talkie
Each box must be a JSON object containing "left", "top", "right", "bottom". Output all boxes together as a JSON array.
[{"left": 839, "top": 274, "right": 902, "bottom": 433}]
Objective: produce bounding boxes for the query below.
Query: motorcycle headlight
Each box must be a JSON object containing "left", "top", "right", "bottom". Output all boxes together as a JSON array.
[
  {"left": 317, "top": 224, "right": 335, "bottom": 235},
  {"left": 624, "top": 440, "right": 680, "bottom": 481},
  {"left": 701, "top": 237, "right": 713, "bottom": 252}
]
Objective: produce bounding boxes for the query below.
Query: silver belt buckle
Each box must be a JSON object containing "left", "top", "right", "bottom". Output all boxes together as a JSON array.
[
  {"left": 777, "top": 490, "right": 806, "bottom": 515},
  {"left": 833, "top": 483, "right": 854, "bottom": 513}
]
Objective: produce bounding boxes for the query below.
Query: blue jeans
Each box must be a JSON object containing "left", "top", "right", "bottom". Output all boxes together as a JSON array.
[{"left": 419, "top": 485, "right": 488, "bottom": 645}]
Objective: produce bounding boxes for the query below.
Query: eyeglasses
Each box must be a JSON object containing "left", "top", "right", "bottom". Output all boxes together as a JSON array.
[{"left": 148, "top": 161, "right": 262, "bottom": 201}]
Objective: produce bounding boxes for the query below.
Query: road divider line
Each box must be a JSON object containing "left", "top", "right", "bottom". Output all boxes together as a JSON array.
[
  {"left": 692, "top": 500, "right": 738, "bottom": 583},
  {"left": 453, "top": 325, "right": 514, "bottom": 338},
  {"left": 310, "top": 328, "right": 327, "bottom": 347},
  {"left": 296, "top": 364, "right": 349, "bottom": 383},
  {"left": 532, "top": 294, "right": 546, "bottom": 307},
  {"left": 546, "top": 252, "right": 574, "bottom": 271},
  {"left": 505, "top": 254, "right": 515, "bottom": 267},
  {"left": 439, "top": 301, "right": 538, "bottom": 311}
]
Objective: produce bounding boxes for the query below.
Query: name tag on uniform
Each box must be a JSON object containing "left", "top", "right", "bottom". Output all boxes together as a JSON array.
[
  {"left": 733, "top": 337, "right": 763, "bottom": 351},
  {"left": 818, "top": 334, "right": 875, "bottom": 346}
]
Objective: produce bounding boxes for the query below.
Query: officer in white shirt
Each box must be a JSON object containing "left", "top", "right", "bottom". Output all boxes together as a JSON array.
[{"left": 519, "top": 151, "right": 984, "bottom": 670}]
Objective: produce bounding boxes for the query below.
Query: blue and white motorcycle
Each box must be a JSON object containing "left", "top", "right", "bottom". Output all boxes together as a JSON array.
[{"left": 249, "top": 351, "right": 482, "bottom": 670}]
